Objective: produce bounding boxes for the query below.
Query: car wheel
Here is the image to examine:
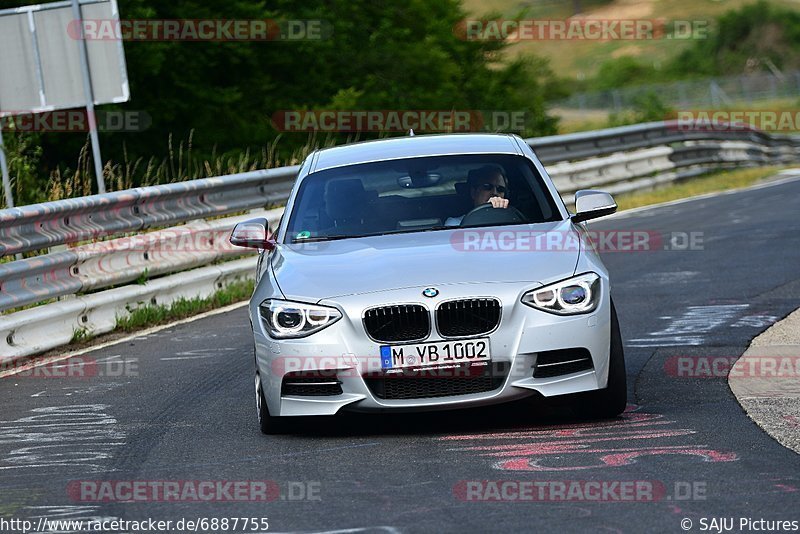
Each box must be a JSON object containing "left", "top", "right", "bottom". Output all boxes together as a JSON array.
[
  {"left": 255, "top": 372, "right": 285, "bottom": 435},
  {"left": 574, "top": 299, "right": 627, "bottom": 419}
]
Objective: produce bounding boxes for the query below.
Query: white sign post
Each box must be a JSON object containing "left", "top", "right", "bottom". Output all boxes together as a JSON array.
[
  {"left": 0, "top": 0, "right": 129, "bottom": 206},
  {"left": 71, "top": 0, "right": 105, "bottom": 194},
  {"left": 0, "top": 129, "right": 12, "bottom": 207}
]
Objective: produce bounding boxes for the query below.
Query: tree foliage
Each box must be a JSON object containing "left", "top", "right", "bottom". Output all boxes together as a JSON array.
[
  {"left": 586, "top": 1, "right": 800, "bottom": 90},
  {"left": 667, "top": 0, "right": 800, "bottom": 77},
  {"left": 1, "top": 0, "right": 562, "bottom": 196},
  {"left": 113, "top": 0, "right": 560, "bottom": 159}
]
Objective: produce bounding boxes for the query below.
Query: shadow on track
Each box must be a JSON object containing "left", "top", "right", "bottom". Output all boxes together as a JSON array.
[{"left": 268, "top": 397, "right": 624, "bottom": 438}]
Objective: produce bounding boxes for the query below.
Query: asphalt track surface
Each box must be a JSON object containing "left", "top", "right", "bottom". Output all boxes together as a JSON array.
[{"left": 2, "top": 177, "right": 800, "bottom": 534}]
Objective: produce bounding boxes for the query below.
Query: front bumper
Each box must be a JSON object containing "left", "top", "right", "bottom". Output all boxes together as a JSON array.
[{"left": 252, "top": 281, "right": 611, "bottom": 416}]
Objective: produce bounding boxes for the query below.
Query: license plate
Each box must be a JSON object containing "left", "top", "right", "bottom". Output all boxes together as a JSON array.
[{"left": 380, "top": 338, "right": 491, "bottom": 370}]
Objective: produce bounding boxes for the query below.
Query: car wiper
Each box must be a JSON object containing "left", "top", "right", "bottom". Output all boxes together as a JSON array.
[
  {"left": 295, "top": 227, "right": 456, "bottom": 242},
  {"left": 292, "top": 234, "right": 375, "bottom": 243},
  {"left": 418, "top": 225, "right": 454, "bottom": 232},
  {"left": 378, "top": 226, "right": 455, "bottom": 236}
]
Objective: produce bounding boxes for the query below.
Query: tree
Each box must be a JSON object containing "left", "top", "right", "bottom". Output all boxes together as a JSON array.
[{"left": 1, "top": 0, "right": 561, "bottom": 194}]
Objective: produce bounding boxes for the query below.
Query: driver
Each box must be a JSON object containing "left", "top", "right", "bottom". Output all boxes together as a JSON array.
[{"left": 445, "top": 165, "right": 509, "bottom": 226}]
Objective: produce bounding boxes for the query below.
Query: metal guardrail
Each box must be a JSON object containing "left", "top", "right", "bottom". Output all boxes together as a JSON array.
[
  {"left": 3, "top": 121, "right": 797, "bottom": 258},
  {"left": 0, "top": 209, "right": 283, "bottom": 311},
  {"left": 1, "top": 256, "right": 258, "bottom": 361},
  {"left": 0, "top": 166, "right": 299, "bottom": 257},
  {"left": 554, "top": 70, "right": 800, "bottom": 112},
  {"left": 1, "top": 120, "right": 799, "bottom": 361},
  {"left": 527, "top": 120, "right": 800, "bottom": 164}
]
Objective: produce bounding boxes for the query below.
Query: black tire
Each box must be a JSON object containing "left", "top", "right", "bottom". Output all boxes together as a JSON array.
[
  {"left": 255, "top": 372, "right": 286, "bottom": 435},
  {"left": 574, "top": 300, "right": 627, "bottom": 418}
]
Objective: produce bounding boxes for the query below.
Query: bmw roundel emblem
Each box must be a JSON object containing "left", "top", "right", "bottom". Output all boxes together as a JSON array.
[{"left": 422, "top": 287, "right": 439, "bottom": 298}]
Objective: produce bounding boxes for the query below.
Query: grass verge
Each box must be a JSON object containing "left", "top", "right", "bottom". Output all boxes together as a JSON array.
[
  {"left": 115, "top": 279, "right": 254, "bottom": 333},
  {"left": 613, "top": 165, "right": 790, "bottom": 211}
]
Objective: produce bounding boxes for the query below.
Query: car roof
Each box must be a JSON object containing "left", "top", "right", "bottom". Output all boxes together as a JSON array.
[{"left": 310, "top": 133, "right": 522, "bottom": 173}]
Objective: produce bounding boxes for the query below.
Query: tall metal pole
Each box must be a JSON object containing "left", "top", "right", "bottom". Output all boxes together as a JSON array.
[
  {"left": 0, "top": 128, "right": 14, "bottom": 208},
  {"left": 71, "top": 0, "right": 106, "bottom": 194}
]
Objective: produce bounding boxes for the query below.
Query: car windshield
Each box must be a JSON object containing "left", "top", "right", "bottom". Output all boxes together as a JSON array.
[{"left": 284, "top": 154, "right": 562, "bottom": 244}]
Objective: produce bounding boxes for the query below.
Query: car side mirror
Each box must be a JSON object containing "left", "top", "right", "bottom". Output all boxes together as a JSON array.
[
  {"left": 572, "top": 190, "right": 617, "bottom": 224},
  {"left": 230, "top": 218, "right": 276, "bottom": 250}
]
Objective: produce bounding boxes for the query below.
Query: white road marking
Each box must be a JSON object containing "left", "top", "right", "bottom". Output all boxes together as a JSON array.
[
  {"left": 731, "top": 315, "right": 779, "bottom": 328},
  {"left": 626, "top": 337, "right": 706, "bottom": 347},
  {"left": 162, "top": 347, "right": 237, "bottom": 361},
  {"left": 0, "top": 405, "right": 125, "bottom": 472},
  {"left": 627, "top": 271, "right": 701, "bottom": 288},
  {"left": 628, "top": 304, "right": 749, "bottom": 347},
  {"left": 0, "top": 301, "right": 248, "bottom": 378},
  {"left": 29, "top": 383, "right": 126, "bottom": 398},
  {"left": 24, "top": 506, "right": 124, "bottom": 534},
  {"left": 161, "top": 354, "right": 217, "bottom": 361},
  {"left": 92, "top": 354, "right": 122, "bottom": 363}
]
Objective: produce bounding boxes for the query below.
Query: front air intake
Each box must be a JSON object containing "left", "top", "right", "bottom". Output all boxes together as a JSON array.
[
  {"left": 281, "top": 372, "right": 343, "bottom": 396},
  {"left": 364, "top": 362, "right": 509, "bottom": 400},
  {"left": 436, "top": 298, "right": 501, "bottom": 337},
  {"left": 533, "top": 348, "right": 594, "bottom": 378},
  {"left": 363, "top": 304, "right": 430, "bottom": 342}
]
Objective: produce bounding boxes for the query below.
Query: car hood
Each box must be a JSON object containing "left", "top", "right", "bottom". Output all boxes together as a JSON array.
[{"left": 271, "top": 219, "right": 580, "bottom": 301}]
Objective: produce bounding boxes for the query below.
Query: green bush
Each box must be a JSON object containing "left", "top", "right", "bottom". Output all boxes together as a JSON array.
[
  {"left": 607, "top": 91, "right": 674, "bottom": 127},
  {"left": 0, "top": 125, "right": 45, "bottom": 208},
  {"left": 668, "top": 1, "right": 800, "bottom": 77},
  {"left": 593, "top": 57, "right": 661, "bottom": 91},
  {"left": 586, "top": 1, "right": 800, "bottom": 92}
]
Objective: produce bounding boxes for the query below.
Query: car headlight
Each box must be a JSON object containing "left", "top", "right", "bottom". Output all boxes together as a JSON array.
[
  {"left": 260, "top": 299, "right": 342, "bottom": 338},
  {"left": 521, "top": 272, "right": 601, "bottom": 315}
]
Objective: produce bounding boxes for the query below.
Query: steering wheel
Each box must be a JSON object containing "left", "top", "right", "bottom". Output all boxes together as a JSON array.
[{"left": 459, "top": 203, "right": 526, "bottom": 227}]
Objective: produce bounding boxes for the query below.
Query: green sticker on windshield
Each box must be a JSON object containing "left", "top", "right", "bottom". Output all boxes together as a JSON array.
[{"left": 296, "top": 231, "right": 311, "bottom": 239}]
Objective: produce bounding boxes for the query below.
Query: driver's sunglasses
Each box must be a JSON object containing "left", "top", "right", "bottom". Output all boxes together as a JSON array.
[{"left": 478, "top": 183, "right": 507, "bottom": 194}]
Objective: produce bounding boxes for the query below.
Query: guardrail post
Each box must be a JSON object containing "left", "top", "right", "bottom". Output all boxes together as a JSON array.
[
  {"left": 677, "top": 82, "right": 688, "bottom": 107},
  {"left": 612, "top": 90, "right": 622, "bottom": 113},
  {"left": 710, "top": 81, "right": 732, "bottom": 107}
]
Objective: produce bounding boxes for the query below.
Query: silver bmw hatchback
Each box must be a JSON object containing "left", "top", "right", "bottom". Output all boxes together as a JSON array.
[{"left": 230, "top": 133, "right": 626, "bottom": 434}]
